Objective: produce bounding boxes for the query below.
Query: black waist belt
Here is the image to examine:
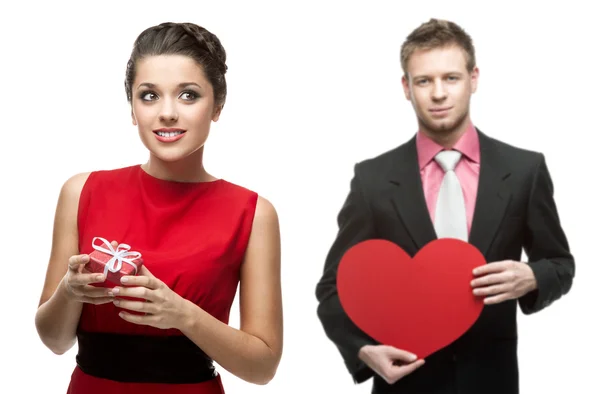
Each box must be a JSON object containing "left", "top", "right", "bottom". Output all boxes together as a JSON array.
[{"left": 76, "top": 330, "right": 218, "bottom": 383}]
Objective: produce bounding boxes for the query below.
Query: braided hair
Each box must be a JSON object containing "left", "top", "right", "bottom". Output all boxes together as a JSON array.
[{"left": 124, "top": 22, "right": 227, "bottom": 107}]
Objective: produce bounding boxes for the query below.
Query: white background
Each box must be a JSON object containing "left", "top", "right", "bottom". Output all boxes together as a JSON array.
[{"left": 1, "top": 1, "right": 598, "bottom": 393}]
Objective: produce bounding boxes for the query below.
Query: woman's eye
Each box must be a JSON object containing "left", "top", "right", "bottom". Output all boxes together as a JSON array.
[
  {"left": 141, "top": 92, "right": 158, "bottom": 101},
  {"left": 180, "top": 91, "right": 199, "bottom": 101}
]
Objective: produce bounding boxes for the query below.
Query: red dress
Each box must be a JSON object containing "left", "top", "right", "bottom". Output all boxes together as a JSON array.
[{"left": 66, "top": 165, "right": 258, "bottom": 394}]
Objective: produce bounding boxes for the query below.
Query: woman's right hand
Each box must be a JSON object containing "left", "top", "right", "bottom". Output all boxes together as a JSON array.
[{"left": 61, "top": 253, "right": 114, "bottom": 304}]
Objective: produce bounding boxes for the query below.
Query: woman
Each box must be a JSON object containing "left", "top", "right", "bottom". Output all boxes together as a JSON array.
[{"left": 34, "top": 22, "right": 283, "bottom": 394}]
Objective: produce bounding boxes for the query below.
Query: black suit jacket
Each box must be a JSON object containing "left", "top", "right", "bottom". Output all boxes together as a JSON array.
[{"left": 315, "top": 129, "right": 575, "bottom": 394}]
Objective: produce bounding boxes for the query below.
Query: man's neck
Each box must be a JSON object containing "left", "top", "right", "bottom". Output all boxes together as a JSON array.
[{"left": 419, "top": 117, "right": 472, "bottom": 149}]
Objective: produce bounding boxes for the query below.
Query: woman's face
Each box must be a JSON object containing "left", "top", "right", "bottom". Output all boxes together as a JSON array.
[{"left": 131, "top": 54, "right": 221, "bottom": 163}]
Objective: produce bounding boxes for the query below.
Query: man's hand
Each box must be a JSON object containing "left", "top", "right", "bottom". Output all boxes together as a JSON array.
[
  {"left": 359, "top": 345, "right": 425, "bottom": 385},
  {"left": 471, "top": 260, "right": 538, "bottom": 305}
]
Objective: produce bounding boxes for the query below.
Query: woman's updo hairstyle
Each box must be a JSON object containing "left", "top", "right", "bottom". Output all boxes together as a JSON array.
[{"left": 125, "top": 22, "right": 227, "bottom": 108}]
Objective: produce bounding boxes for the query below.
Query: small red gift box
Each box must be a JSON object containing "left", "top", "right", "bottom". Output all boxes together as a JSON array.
[{"left": 88, "top": 237, "right": 144, "bottom": 285}]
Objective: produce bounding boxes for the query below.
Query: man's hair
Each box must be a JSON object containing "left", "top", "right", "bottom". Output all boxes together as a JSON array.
[{"left": 400, "top": 18, "right": 476, "bottom": 76}]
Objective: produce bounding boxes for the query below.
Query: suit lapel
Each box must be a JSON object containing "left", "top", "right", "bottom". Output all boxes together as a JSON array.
[
  {"left": 386, "top": 130, "right": 511, "bottom": 256},
  {"left": 388, "top": 137, "right": 438, "bottom": 250},
  {"left": 468, "top": 130, "right": 512, "bottom": 257}
]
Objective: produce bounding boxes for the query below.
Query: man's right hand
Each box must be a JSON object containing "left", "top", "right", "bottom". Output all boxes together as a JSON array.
[{"left": 359, "top": 344, "right": 425, "bottom": 385}]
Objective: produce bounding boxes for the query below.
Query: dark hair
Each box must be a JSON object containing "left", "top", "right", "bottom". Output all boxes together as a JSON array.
[
  {"left": 125, "top": 22, "right": 227, "bottom": 108},
  {"left": 401, "top": 18, "right": 476, "bottom": 76}
]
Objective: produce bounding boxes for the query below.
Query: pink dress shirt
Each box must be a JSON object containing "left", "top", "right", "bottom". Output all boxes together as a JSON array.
[{"left": 415, "top": 123, "right": 480, "bottom": 236}]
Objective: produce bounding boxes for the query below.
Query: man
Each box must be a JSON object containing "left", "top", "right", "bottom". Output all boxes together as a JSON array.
[{"left": 315, "top": 18, "right": 574, "bottom": 394}]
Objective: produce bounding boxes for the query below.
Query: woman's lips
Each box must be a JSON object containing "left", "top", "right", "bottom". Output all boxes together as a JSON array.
[{"left": 153, "top": 129, "right": 186, "bottom": 142}]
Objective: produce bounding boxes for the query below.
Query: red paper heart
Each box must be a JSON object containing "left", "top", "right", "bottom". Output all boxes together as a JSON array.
[{"left": 337, "top": 238, "right": 486, "bottom": 359}]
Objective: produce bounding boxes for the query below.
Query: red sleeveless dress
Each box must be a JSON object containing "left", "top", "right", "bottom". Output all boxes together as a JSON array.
[{"left": 66, "top": 165, "right": 258, "bottom": 394}]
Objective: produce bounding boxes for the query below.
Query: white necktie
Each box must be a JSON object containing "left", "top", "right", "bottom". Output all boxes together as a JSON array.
[{"left": 433, "top": 150, "right": 468, "bottom": 241}]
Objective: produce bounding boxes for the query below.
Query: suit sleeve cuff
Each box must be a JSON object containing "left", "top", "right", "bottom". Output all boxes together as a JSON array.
[
  {"left": 519, "top": 259, "right": 557, "bottom": 314},
  {"left": 345, "top": 337, "right": 376, "bottom": 383}
]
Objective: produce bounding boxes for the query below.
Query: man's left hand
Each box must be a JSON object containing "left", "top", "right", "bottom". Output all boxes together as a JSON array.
[{"left": 471, "top": 260, "right": 538, "bottom": 305}]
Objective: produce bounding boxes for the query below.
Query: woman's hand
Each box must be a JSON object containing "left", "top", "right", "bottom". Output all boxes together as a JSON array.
[
  {"left": 110, "top": 265, "right": 191, "bottom": 330},
  {"left": 61, "top": 252, "right": 113, "bottom": 305}
]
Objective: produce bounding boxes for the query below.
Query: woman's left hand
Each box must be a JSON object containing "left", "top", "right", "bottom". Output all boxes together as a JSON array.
[{"left": 109, "top": 265, "right": 191, "bottom": 330}]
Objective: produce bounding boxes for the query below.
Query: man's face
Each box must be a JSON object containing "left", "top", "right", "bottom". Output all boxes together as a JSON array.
[{"left": 402, "top": 44, "right": 479, "bottom": 137}]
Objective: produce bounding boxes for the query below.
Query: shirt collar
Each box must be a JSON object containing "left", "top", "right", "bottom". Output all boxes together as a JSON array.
[{"left": 416, "top": 122, "right": 480, "bottom": 170}]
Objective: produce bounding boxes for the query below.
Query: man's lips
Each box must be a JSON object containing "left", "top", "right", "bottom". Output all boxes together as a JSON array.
[
  {"left": 429, "top": 107, "right": 453, "bottom": 117},
  {"left": 429, "top": 107, "right": 452, "bottom": 113}
]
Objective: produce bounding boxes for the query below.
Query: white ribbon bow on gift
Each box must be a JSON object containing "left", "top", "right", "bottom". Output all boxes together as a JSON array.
[{"left": 91, "top": 237, "right": 142, "bottom": 276}]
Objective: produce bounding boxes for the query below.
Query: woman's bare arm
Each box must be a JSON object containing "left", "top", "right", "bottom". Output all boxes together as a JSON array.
[
  {"left": 34, "top": 172, "right": 103, "bottom": 355},
  {"left": 177, "top": 195, "right": 283, "bottom": 384}
]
